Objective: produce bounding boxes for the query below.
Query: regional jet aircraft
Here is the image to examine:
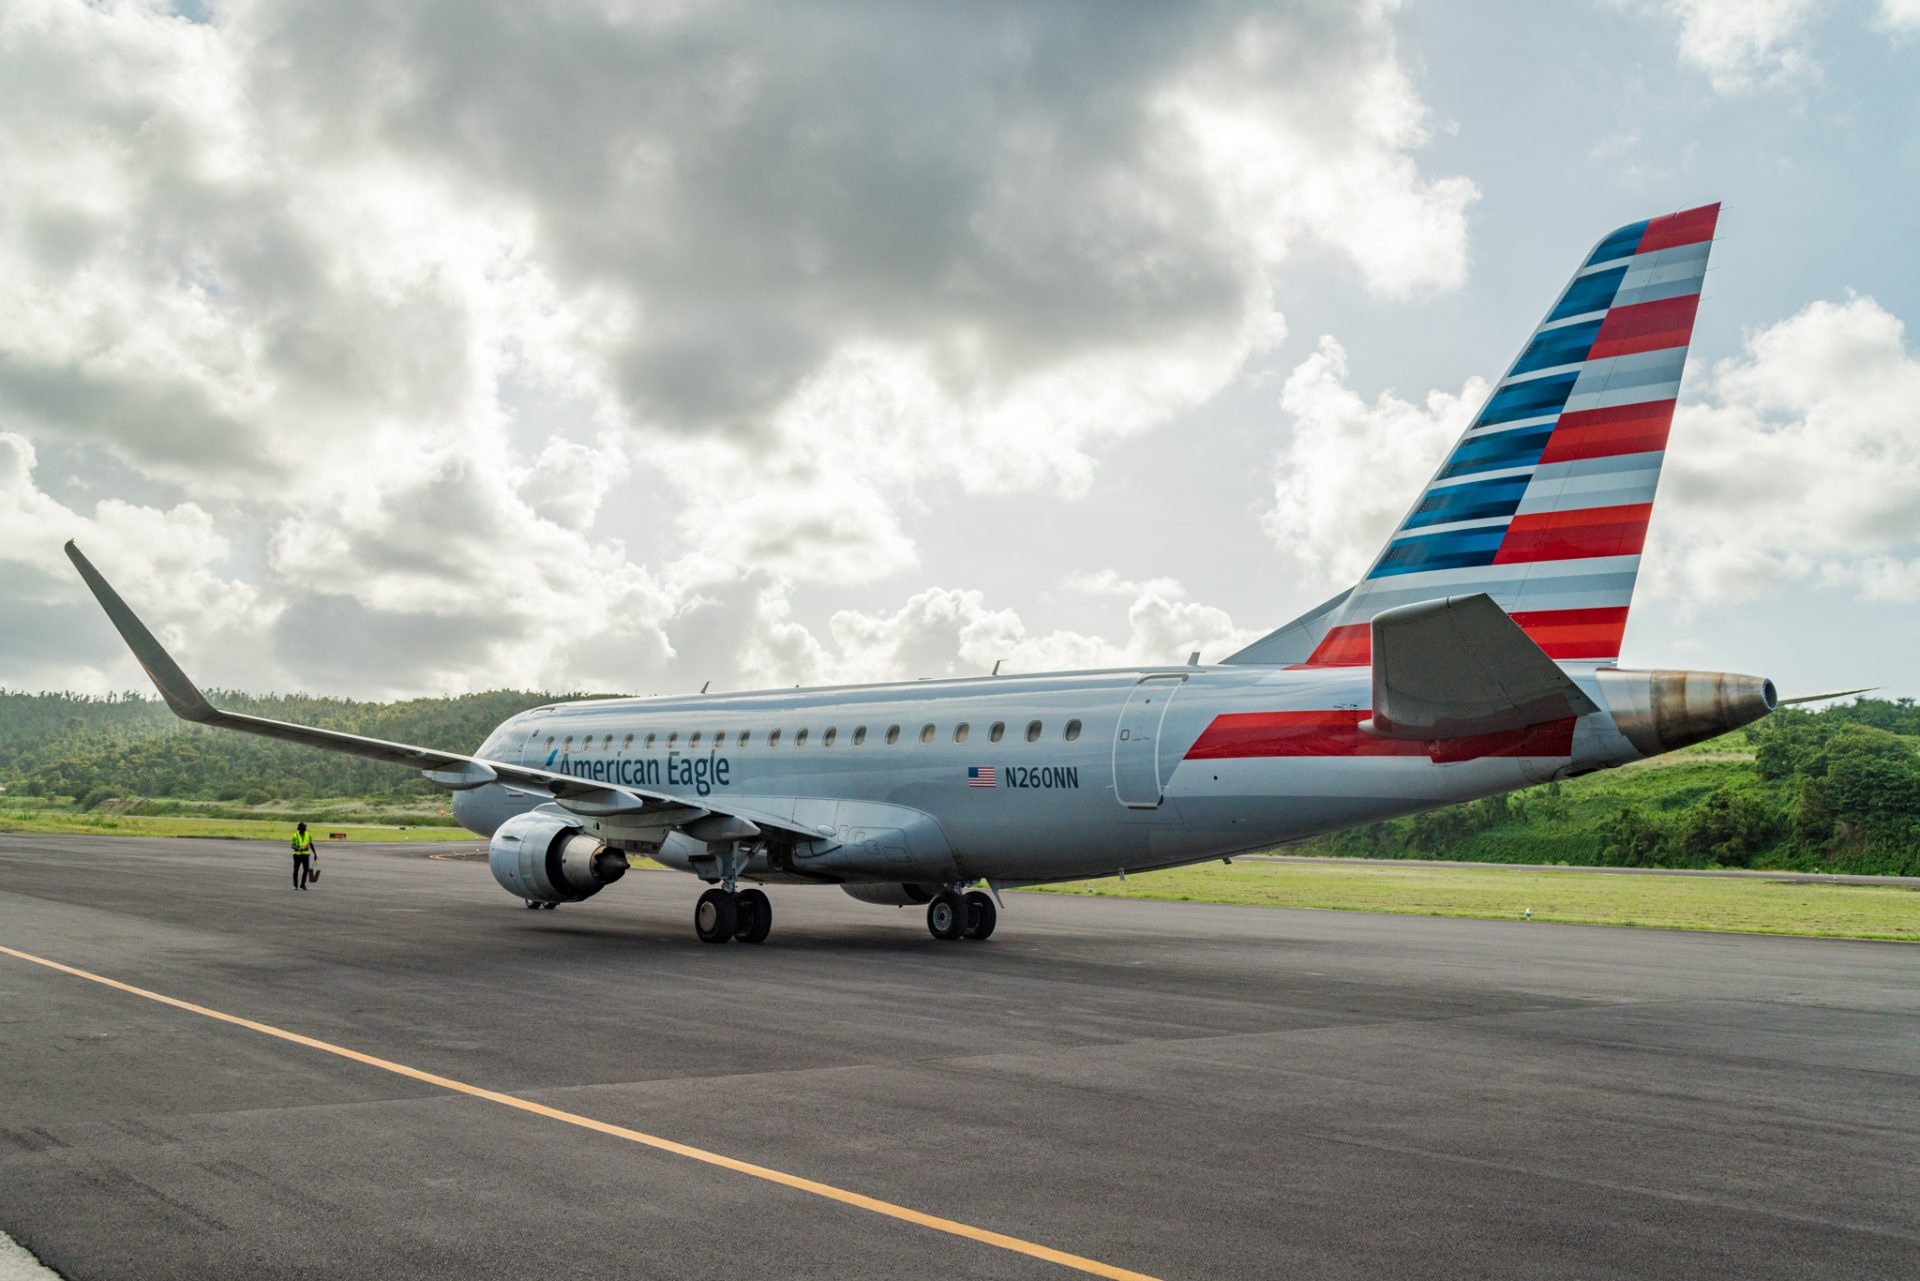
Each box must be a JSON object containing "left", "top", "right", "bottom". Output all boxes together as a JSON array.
[{"left": 69, "top": 202, "right": 1779, "bottom": 945}]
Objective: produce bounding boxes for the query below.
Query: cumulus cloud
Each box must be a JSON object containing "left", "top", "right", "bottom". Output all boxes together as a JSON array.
[
  {"left": 731, "top": 578, "right": 1260, "bottom": 690},
  {"left": 0, "top": 0, "right": 1473, "bottom": 697},
  {"left": 1260, "top": 335, "right": 1487, "bottom": 586},
  {"left": 1647, "top": 295, "right": 1920, "bottom": 605},
  {"left": 1877, "top": 0, "right": 1920, "bottom": 33},
  {"left": 1630, "top": 0, "right": 1822, "bottom": 94}
]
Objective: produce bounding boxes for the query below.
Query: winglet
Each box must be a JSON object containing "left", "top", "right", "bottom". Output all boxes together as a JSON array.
[{"left": 65, "top": 540, "right": 217, "bottom": 722}]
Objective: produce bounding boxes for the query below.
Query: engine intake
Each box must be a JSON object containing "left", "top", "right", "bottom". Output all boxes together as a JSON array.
[{"left": 489, "top": 811, "right": 630, "bottom": 904}]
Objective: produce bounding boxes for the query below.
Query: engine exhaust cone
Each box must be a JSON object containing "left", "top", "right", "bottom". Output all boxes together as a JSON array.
[{"left": 1599, "top": 669, "right": 1777, "bottom": 757}]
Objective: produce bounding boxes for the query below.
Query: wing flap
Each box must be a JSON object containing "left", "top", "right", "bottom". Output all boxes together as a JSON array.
[{"left": 1363, "top": 593, "right": 1598, "bottom": 740}]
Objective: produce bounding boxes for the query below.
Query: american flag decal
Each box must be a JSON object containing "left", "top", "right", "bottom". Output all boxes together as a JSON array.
[{"left": 967, "top": 766, "right": 997, "bottom": 788}]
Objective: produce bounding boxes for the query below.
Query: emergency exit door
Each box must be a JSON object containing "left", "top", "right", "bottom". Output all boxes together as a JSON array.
[{"left": 1112, "top": 676, "right": 1184, "bottom": 808}]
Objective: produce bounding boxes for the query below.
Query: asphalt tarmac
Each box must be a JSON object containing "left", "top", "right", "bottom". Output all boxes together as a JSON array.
[{"left": 1, "top": 834, "right": 1915, "bottom": 1280}]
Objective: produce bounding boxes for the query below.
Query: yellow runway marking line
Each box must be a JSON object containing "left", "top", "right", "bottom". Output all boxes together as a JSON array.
[{"left": 0, "top": 943, "right": 1160, "bottom": 1281}]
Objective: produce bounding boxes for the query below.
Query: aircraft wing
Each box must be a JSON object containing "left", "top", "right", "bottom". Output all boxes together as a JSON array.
[
  {"left": 1362, "top": 592, "right": 1599, "bottom": 740},
  {"left": 64, "top": 541, "right": 813, "bottom": 843}
]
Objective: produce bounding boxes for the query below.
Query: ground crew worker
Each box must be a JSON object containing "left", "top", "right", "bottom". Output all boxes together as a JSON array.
[{"left": 291, "top": 822, "right": 315, "bottom": 890}]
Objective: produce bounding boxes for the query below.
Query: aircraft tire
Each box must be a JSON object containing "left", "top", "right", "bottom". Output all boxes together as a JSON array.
[
  {"left": 524, "top": 900, "right": 542, "bottom": 909},
  {"left": 927, "top": 891, "right": 967, "bottom": 941},
  {"left": 962, "top": 891, "right": 997, "bottom": 941},
  {"left": 735, "top": 889, "right": 772, "bottom": 944},
  {"left": 695, "top": 888, "right": 738, "bottom": 944}
]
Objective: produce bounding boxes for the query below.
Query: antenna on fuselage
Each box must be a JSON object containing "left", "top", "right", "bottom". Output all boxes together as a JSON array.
[
  {"left": 700, "top": 680, "right": 711, "bottom": 693},
  {"left": 991, "top": 660, "right": 1004, "bottom": 676},
  {"left": 1187, "top": 651, "right": 1200, "bottom": 667}
]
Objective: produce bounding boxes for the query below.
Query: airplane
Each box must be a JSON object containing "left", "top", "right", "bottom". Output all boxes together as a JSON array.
[{"left": 67, "top": 200, "right": 1779, "bottom": 946}]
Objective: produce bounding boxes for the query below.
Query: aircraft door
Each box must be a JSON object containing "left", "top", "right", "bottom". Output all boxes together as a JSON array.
[{"left": 1112, "top": 676, "right": 1184, "bottom": 808}]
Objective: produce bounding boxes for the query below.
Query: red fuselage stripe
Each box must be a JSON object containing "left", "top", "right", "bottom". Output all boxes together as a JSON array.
[{"left": 1182, "top": 709, "right": 1576, "bottom": 761}]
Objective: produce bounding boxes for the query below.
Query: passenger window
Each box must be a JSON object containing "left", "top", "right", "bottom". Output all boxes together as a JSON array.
[
  {"left": 738, "top": 730, "right": 750, "bottom": 746},
  {"left": 954, "top": 723, "right": 969, "bottom": 744},
  {"left": 1064, "top": 719, "right": 1082, "bottom": 742},
  {"left": 644, "top": 733, "right": 656, "bottom": 749},
  {"left": 690, "top": 731, "right": 702, "bottom": 748},
  {"left": 853, "top": 726, "right": 867, "bottom": 745},
  {"left": 823, "top": 727, "right": 837, "bottom": 746},
  {"left": 622, "top": 734, "right": 633, "bottom": 749},
  {"left": 667, "top": 732, "right": 678, "bottom": 748},
  {"left": 885, "top": 725, "right": 901, "bottom": 745},
  {"left": 1026, "top": 721, "right": 1042, "bottom": 742},
  {"left": 769, "top": 729, "right": 782, "bottom": 747},
  {"left": 920, "top": 724, "right": 935, "bottom": 744},
  {"left": 545, "top": 736, "right": 555, "bottom": 748},
  {"left": 563, "top": 735, "right": 574, "bottom": 750},
  {"left": 795, "top": 728, "right": 810, "bottom": 746},
  {"left": 989, "top": 721, "right": 1004, "bottom": 743}
]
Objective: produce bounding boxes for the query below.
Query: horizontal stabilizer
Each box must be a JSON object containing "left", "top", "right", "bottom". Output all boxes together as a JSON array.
[{"left": 1363, "top": 593, "right": 1598, "bottom": 740}]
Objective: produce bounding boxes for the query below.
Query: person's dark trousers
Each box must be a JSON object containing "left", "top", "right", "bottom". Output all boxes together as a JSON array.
[{"left": 293, "top": 854, "right": 311, "bottom": 889}]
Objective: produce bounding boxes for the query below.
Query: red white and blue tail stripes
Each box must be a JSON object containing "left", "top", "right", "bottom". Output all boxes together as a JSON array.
[{"left": 1301, "top": 203, "right": 1718, "bottom": 668}]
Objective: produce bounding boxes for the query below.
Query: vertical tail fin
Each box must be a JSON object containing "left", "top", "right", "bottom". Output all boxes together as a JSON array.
[{"left": 1231, "top": 202, "right": 1719, "bottom": 668}]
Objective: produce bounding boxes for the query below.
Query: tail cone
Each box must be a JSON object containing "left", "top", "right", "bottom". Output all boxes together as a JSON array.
[{"left": 1598, "top": 669, "right": 1777, "bottom": 757}]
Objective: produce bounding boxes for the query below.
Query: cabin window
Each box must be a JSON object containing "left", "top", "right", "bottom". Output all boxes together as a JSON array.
[
  {"left": 689, "top": 731, "right": 702, "bottom": 748},
  {"left": 885, "top": 725, "right": 901, "bottom": 745},
  {"left": 920, "top": 723, "right": 935, "bottom": 744},
  {"left": 644, "top": 732, "right": 656, "bottom": 750},
  {"left": 953, "top": 723, "right": 969, "bottom": 744},
  {"left": 989, "top": 721, "right": 1004, "bottom": 743},
  {"left": 667, "top": 732, "right": 678, "bottom": 748},
  {"left": 545, "top": 735, "right": 555, "bottom": 749},
  {"left": 1064, "top": 719, "right": 1082, "bottom": 742},
  {"left": 621, "top": 734, "right": 633, "bottom": 749},
  {"left": 563, "top": 735, "right": 574, "bottom": 750},
  {"left": 795, "top": 728, "right": 810, "bottom": 747},
  {"left": 768, "top": 729, "right": 782, "bottom": 747},
  {"left": 1026, "top": 720, "right": 1042, "bottom": 742},
  {"left": 738, "top": 730, "right": 750, "bottom": 746},
  {"left": 853, "top": 725, "right": 867, "bottom": 745},
  {"left": 823, "top": 727, "right": 837, "bottom": 746}
]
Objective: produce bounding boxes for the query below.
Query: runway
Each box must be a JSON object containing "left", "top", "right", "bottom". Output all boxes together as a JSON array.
[{"left": 2, "top": 835, "right": 1915, "bottom": 1280}]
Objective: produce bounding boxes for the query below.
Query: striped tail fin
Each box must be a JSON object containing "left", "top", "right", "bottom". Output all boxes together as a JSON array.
[{"left": 1286, "top": 202, "right": 1718, "bottom": 668}]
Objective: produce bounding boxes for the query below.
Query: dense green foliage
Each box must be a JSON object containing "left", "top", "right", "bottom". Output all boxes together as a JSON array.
[
  {"left": 0, "top": 688, "right": 587, "bottom": 808},
  {"left": 1303, "top": 699, "right": 1920, "bottom": 876}
]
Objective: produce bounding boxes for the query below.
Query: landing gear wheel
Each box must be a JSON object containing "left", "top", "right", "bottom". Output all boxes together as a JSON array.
[
  {"left": 735, "top": 889, "right": 772, "bottom": 944},
  {"left": 927, "top": 891, "right": 967, "bottom": 941},
  {"left": 962, "top": 890, "right": 997, "bottom": 941},
  {"left": 541, "top": 901, "right": 558, "bottom": 910},
  {"left": 695, "top": 888, "right": 738, "bottom": 944},
  {"left": 524, "top": 899, "right": 542, "bottom": 910}
]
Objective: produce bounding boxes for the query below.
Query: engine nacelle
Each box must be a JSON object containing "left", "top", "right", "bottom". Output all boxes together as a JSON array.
[
  {"left": 489, "top": 810, "right": 630, "bottom": 904},
  {"left": 841, "top": 882, "right": 937, "bottom": 907}
]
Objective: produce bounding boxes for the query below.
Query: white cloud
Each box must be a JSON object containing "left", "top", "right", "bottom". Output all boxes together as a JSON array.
[
  {"left": 1876, "top": 0, "right": 1920, "bottom": 34},
  {"left": 1633, "top": 0, "right": 1822, "bottom": 94},
  {"left": 1647, "top": 295, "right": 1920, "bottom": 604},
  {"left": 1260, "top": 335, "right": 1488, "bottom": 586},
  {"left": 0, "top": 0, "right": 1472, "bottom": 697}
]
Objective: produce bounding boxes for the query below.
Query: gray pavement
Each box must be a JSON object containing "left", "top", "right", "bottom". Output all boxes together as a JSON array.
[{"left": 1, "top": 833, "right": 1915, "bottom": 1280}]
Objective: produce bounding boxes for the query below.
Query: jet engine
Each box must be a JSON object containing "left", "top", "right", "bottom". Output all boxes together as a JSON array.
[
  {"left": 840, "top": 882, "right": 937, "bottom": 906},
  {"left": 488, "top": 810, "right": 630, "bottom": 904}
]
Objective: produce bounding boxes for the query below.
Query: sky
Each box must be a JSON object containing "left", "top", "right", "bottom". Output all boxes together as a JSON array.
[{"left": 3, "top": 0, "right": 1919, "bottom": 702}]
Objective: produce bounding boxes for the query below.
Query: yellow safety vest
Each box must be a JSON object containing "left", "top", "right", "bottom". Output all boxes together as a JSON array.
[{"left": 292, "top": 832, "right": 313, "bottom": 853}]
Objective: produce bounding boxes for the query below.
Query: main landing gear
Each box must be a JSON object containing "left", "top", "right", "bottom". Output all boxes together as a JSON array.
[
  {"left": 694, "top": 886, "right": 772, "bottom": 945},
  {"left": 927, "top": 888, "right": 996, "bottom": 942}
]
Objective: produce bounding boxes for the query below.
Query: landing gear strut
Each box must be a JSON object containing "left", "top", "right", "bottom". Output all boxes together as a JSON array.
[{"left": 693, "top": 842, "right": 774, "bottom": 945}]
